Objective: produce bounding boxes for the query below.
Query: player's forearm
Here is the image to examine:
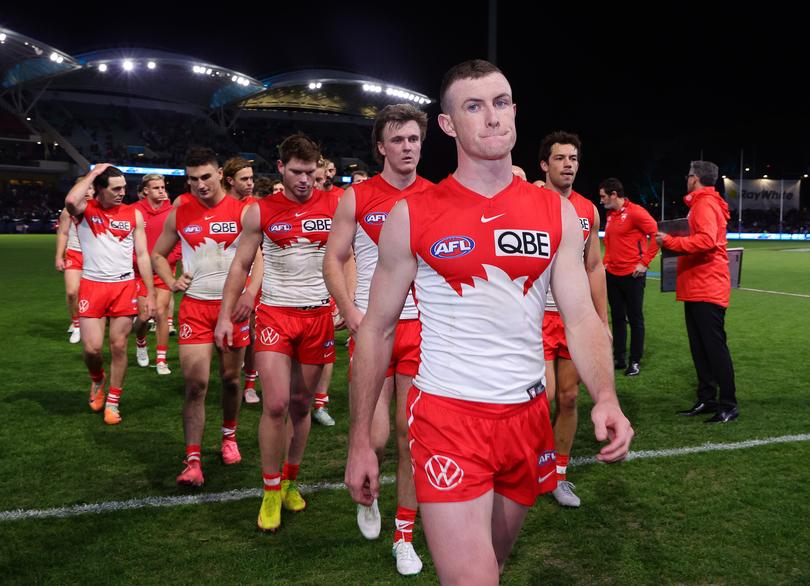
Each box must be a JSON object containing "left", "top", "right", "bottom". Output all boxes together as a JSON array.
[
  {"left": 55, "top": 234, "right": 68, "bottom": 259},
  {"left": 349, "top": 323, "right": 395, "bottom": 448},
  {"left": 151, "top": 252, "right": 174, "bottom": 286},
  {"left": 587, "top": 263, "right": 609, "bottom": 324},
  {"left": 565, "top": 312, "right": 617, "bottom": 405},
  {"left": 65, "top": 178, "right": 92, "bottom": 215},
  {"left": 324, "top": 255, "right": 356, "bottom": 317},
  {"left": 219, "top": 263, "right": 249, "bottom": 320},
  {"left": 136, "top": 251, "right": 155, "bottom": 296}
]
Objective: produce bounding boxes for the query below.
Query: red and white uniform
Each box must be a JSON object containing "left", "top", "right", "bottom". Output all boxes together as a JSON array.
[
  {"left": 175, "top": 195, "right": 249, "bottom": 346},
  {"left": 348, "top": 174, "right": 433, "bottom": 377},
  {"left": 132, "top": 198, "right": 174, "bottom": 291},
  {"left": 254, "top": 190, "right": 338, "bottom": 363},
  {"left": 405, "top": 176, "right": 562, "bottom": 504},
  {"left": 65, "top": 219, "right": 83, "bottom": 270},
  {"left": 75, "top": 199, "right": 138, "bottom": 318},
  {"left": 543, "top": 190, "right": 594, "bottom": 360}
]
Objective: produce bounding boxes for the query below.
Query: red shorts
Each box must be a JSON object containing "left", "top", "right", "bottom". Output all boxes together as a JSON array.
[
  {"left": 64, "top": 249, "right": 83, "bottom": 271},
  {"left": 78, "top": 279, "right": 138, "bottom": 318},
  {"left": 349, "top": 318, "right": 421, "bottom": 378},
  {"left": 135, "top": 263, "right": 174, "bottom": 295},
  {"left": 254, "top": 304, "right": 335, "bottom": 364},
  {"left": 543, "top": 311, "right": 570, "bottom": 361},
  {"left": 178, "top": 296, "right": 250, "bottom": 347},
  {"left": 407, "top": 387, "right": 556, "bottom": 506}
]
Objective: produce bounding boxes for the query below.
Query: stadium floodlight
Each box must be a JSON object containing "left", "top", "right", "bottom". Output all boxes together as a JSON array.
[
  {"left": 763, "top": 174, "right": 769, "bottom": 178},
  {"left": 54, "top": 142, "right": 58, "bottom": 147},
  {"left": 147, "top": 61, "right": 156, "bottom": 70},
  {"left": 122, "top": 60, "right": 134, "bottom": 72},
  {"left": 0, "top": 33, "right": 6, "bottom": 42},
  {"left": 98, "top": 63, "right": 108, "bottom": 72},
  {"left": 804, "top": 174, "right": 808, "bottom": 178},
  {"left": 744, "top": 167, "right": 750, "bottom": 172},
  {"left": 50, "top": 52, "right": 58, "bottom": 61},
  {"left": 26, "top": 117, "right": 31, "bottom": 121},
  {"left": 206, "top": 68, "right": 212, "bottom": 75}
]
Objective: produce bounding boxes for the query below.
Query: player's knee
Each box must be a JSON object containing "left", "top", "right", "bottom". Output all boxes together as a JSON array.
[
  {"left": 109, "top": 336, "right": 128, "bottom": 355},
  {"left": 557, "top": 385, "right": 579, "bottom": 410},
  {"left": 288, "top": 392, "right": 311, "bottom": 418},
  {"left": 83, "top": 343, "right": 102, "bottom": 358},
  {"left": 184, "top": 379, "right": 208, "bottom": 401},
  {"left": 66, "top": 291, "right": 78, "bottom": 305},
  {"left": 263, "top": 396, "right": 290, "bottom": 419}
]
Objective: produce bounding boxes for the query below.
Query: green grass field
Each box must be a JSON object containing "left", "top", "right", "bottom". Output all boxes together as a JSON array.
[{"left": 1, "top": 235, "right": 808, "bottom": 585}]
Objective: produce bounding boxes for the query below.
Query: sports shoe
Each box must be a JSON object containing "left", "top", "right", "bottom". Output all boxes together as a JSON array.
[
  {"left": 149, "top": 319, "right": 156, "bottom": 332},
  {"left": 69, "top": 328, "right": 81, "bottom": 344},
  {"left": 244, "top": 387, "right": 260, "bottom": 404},
  {"left": 624, "top": 362, "right": 640, "bottom": 377},
  {"left": 168, "top": 322, "right": 177, "bottom": 336},
  {"left": 257, "top": 490, "right": 282, "bottom": 532},
  {"left": 221, "top": 440, "right": 242, "bottom": 465},
  {"left": 89, "top": 376, "right": 106, "bottom": 412},
  {"left": 104, "top": 404, "right": 122, "bottom": 425},
  {"left": 136, "top": 345, "right": 149, "bottom": 367},
  {"left": 176, "top": 460, "right": 204, "bottom": 487},
  {"left": 67, "top": 323, "right": 75, "bottom": 333},
  {"left": 552, "top": 480, "right": 581, "bottom": 508},
  {"left": 281, "top": 479, "right": 306, "bottom": 512},
  {"left": 357, "top": 498, "right": 381, "bottom": 539},
  {"left": 312, "top": 407, "right": 335, "bottom": 426},
  {"left": 392, "top": 540, "right": 423, "bottom": 576},
  {"left": 156, "top": 362, "right": 171, "bottom": 375}
]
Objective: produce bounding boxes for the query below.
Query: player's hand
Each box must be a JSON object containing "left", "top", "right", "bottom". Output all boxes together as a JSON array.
[
  {"left": 55, "top": 257, "right": 65, "bottom": 272},
  {"left": 214, "top": 318, "right": 233, "bottom": 351},
  {"left": 90, "top": 163, "right": 113, "bottom": 177},
  {"left": 171, "top": 272, "right": 193, "bottom": 292},
  {"left": 591, "top": 399, "right": 634, "bottom": 463},
  {"left": 344, "top": 307, "right": 365, "bottom": 337},
  {"left": 232, "top": 291, "right": 254, "bottom": 323},
  {"left": 146, "top": 294, "right": 157, "bottom": 319},
  {"left": 655, "top": 232, "right": 666, "bottom": 247},
  {"left": 632, "top": 263, "right": 648, "bottom": 278},
  {"left": 345, "top": 443, "right": 380, "bottom": 506}
]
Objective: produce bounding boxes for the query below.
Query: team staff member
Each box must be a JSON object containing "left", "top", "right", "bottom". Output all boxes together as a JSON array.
[
  {"left": 599, "top": 177, "right": 659, "bottom": 376},
  {"left": 656, "top": 161, "right": 738, "bottom": 423}
]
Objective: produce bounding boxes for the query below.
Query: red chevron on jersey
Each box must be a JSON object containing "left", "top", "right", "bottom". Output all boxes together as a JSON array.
[
  {"left": 568, "top": 190, "right": 594, "bottom": 240},
  {"left": 175, "top": 195, "right": 244, "bottom": 300},
  {"left": 76, "top": 199, "right": 137, "bottom": 282},
  {"left": 258, "top": 189, "right": 339, "bottom": 307}
]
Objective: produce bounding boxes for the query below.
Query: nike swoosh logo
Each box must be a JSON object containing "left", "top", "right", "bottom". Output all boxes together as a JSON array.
[
  {"left": 538, "top": 471, "right": 555, "bottom": 484},
  {"left": 241, "top": 336, "right": 250, "bottom": 341},
  {"left": 295, "top": 211, "right": 308, "bottom": 218},
  {"left": 481, "top": 213, "right": 505, "bottom": 223},
  {"left": 204, "top": 215, "right": 215, "bottom": 220},
  {"left": 323, "top": 352, "right": 334, "bottom": 358}
]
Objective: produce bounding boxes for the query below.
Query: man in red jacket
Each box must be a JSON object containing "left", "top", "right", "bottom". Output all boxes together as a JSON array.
[
  {"left": 656, "top": 161, "right": 738, "bottom": 423},
  {"left": 600, "top": 178, "right": 659, "bottom": 377}
]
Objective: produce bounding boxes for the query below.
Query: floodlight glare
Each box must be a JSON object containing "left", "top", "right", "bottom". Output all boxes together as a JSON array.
[
  {"left": 147, "top": 61, "right": 156, "bottom": 69},
  {"left": 98, "top": 63, "right": 108, "bottom": 72},
  {"left": 50, "top": 52, "right": 58, "bottom": 62},
  {"left": 0, "top": 33, "right": 6, "bottom": 41},
  {"left": 123, "top": 60, "right": 134, "bottom": 71}
]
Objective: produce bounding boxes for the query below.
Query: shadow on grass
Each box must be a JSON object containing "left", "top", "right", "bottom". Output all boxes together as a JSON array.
[{"left": 4, "top": 389, "right": 87, "bottom": 416}]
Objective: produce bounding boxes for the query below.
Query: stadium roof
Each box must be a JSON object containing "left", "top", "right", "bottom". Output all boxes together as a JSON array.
[
  {"left": 242, "top": 69, "right": 432, "bottom": 119},
  {"left": 0, "top": 26, "right": 80, "bottom": 89}
]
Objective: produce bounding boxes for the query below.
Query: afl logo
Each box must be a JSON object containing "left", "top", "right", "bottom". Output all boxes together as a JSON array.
[
  {"left": 424, "top": 455, "right": 464, "bottom": 491},
  {"left": 270, "top": 222, "right": 292, "bottom": 233},
  {"left": 430, "top": 236, "right": 475, "bottom": 259},
  {"left": 183, "top": 224, "right": 202, "bottom": 234},
  {"left": 364, "top": 212, "right": 388, "bottom": 225}
]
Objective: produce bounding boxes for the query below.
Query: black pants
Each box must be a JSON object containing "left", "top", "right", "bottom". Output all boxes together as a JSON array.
[
  {"left": 684, "top": 301, "right": 737, "bottom": 410},
  {"left": 606, "top": 271, "right": 646, "bottom": 363}
]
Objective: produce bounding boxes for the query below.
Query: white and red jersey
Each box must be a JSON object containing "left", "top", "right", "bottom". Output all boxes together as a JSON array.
[
  {"left": 175, "top": 195, "right": 244, "bottom": 301},
  {"left": 67, "top": 217, "right": 81, "bottom": 252},
  {"left": 353, "top": 174, "right": 433, "bottom": 319},
  {"left": 75, "top": 199, "right": 137, "bottom": 283},
  {"left": 258, "top": 189, "right": 339, "bottom": 307},
  {"left": 408, "top": 175, "right": 563, "bottom": 404},
  {"left": 545, "top": 189, "right": 593, "bottom": 312}
]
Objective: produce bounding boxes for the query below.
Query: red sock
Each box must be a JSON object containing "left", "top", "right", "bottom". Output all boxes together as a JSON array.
[
  {"left": 106, "top": 387, "right": 122, "bottom": 408},
  {"left": 71, "top": 315, "right": 80, "bottom": 328},
  {"left": 222, "top": 419, "right": 237, "bottom": 442},
  {"left": 313, "top": 392, "right": 328, "bottom": 410},
  {"left": 263, "top": 472, "right": 281, "bottom": 491},
  {"left": 136, "top": 337, "right": 147, "bottom": 348},
  {"left": 394, "top": 506, "right": 417, "bottom": 543},
  {"left": 89, "top": 368, "right": 105, "bottom": 384},
  {"left": 156, "top": 345, "right": 168, "bottom": 364},
  {"left": 244, "top": 369, "right": 257, "bottom": 390},
  {"left": 281, "top": 462, "right": 300, "bottom": 481},
  {"left": 168, "top": 317, "right": 174, "bottom": 327},
  {"left": 186, "top": 444, "right": 201, "bottom": 463},
  {"left": 556, "top": 454, "right": 570, "bottom": 481}
]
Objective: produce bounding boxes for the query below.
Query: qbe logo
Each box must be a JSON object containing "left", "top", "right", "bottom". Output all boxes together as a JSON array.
[
  {"left": 183, "top": 224, "right": 202, "bottom": 234},
  {"left": 364, "top": 212, "right": 388, "bottom": 225},
  {"left": 302, "top": 218, "right": 332, "bottom": 233},
  {"left": 110, "top": 220, "right": 131, "bottom": 231},
  {"left": 260, "top": 327, "right": 279, "bottom": 346},
  {"left": 270, "top": 222, "right": 292, "bottom": 233},
  {"left": 430, "top": 236, "right": 475, "bottom": 259},
  {"left": 424, "top": 455, "right": 464, "bottom": 491},
  {"left": 579, "top": 217, "right": 590, "bottom": 231},
  {"left": 494, "top": 229, "right": 551, "bottom": 258},
  {"left": 210, "top": 221, "right": 238, "bottom": 234}
]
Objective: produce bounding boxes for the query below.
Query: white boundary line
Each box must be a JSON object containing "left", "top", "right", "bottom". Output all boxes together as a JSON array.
[
  {"left": 2, "top": 434, "right": 809, "bottom": 523},
  {"left": 738, "top": 287, "right": 810, "bottom": 298}
]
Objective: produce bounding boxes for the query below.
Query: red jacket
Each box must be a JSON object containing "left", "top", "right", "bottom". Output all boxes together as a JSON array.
[
  {"left": 662, "top": 187, "right": 731, "bottom": 307},
  {"left": 603, "top": 200, "right": 659, "bottom": 276}
]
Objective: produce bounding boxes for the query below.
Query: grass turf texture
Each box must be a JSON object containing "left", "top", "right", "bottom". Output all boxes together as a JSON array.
[{"left": 0, "top": 235, "right": 808, "bottom": 584}]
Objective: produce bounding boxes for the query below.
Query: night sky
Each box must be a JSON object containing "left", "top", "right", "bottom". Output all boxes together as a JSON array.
[{"left": 3, "top": 3, "right": 808, "bottom": 204}]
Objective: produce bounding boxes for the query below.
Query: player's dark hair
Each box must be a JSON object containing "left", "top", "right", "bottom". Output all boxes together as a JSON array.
[
  {"left": 538, "top": 131, "right": 582, "bottom": 165},
  {"left": 185, "top": 147, "right": 219, "bottom": 168},
  {"left": 371, "top": 104, "right": 428, "bottom": 164},
  {"left": 278, "top": 133, "right": 321, "bottom": 165},
  {"left": 689, "top": 160, "right": 719, "bottom": 187},
  {"left": 92, "top": 166, "right": 125, "bottom": 191},
  {"left": 599, "top": 177, "right": 624, "bottom": 198}
]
